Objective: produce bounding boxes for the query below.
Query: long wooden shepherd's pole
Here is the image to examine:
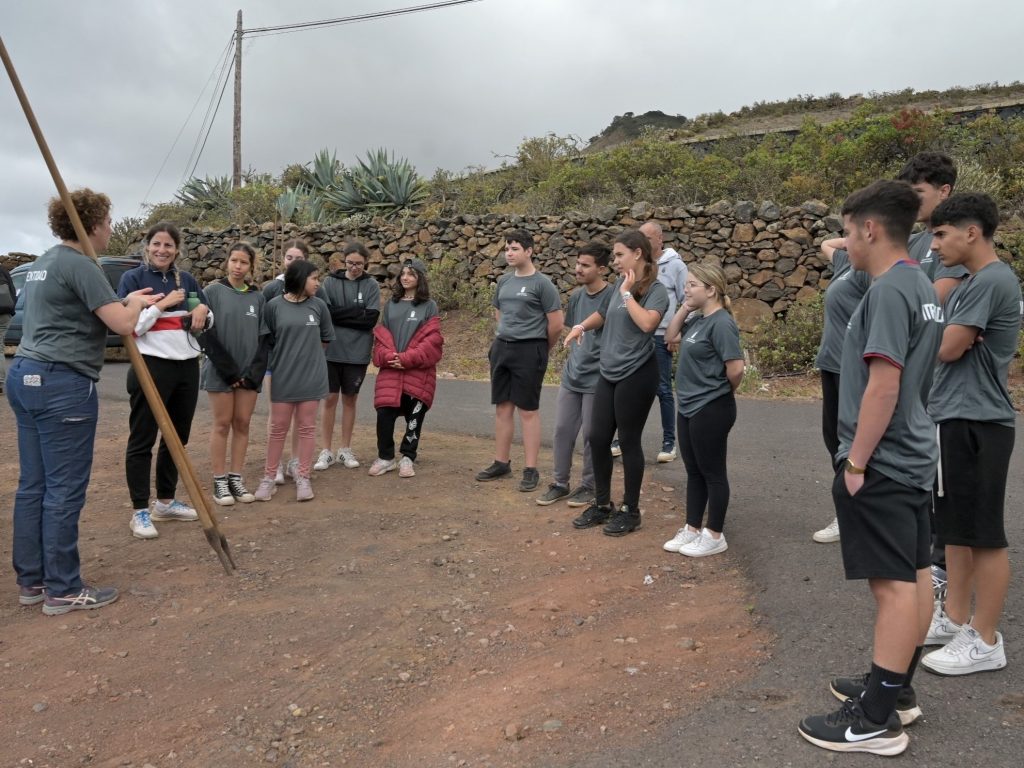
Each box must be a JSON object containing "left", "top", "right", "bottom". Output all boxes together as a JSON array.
[{"left": 0, "top": 35, "right": 236, "bottom": 575}]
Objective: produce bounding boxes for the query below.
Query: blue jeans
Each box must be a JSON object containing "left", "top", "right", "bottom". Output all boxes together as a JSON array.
[
  {"left": 654, "top": 335, "right": 676, "bottom": 446},
  {"left": 7, "top": 358, "right": 98, "bottom": 597}
]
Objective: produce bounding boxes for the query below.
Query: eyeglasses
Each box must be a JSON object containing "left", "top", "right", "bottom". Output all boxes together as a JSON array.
[{"left": 345, "top": 261, "right": 365, "bottom": 268}]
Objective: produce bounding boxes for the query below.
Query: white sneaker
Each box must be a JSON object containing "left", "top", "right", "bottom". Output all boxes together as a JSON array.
[
  {"left": 657, "top": 444, "right": 677, "bottom": 463},
  {"left": 284, "top": 458, "right": 300, "bottom": 481},
  {"left": 663, "top": 526, "right": 700, "bottom": 552},
  {"left": 679, "top": 528, "right": 728, "bottom": 558},
  {"left": 922, "top": 625, "right": 1006, "bottom": 676},
  {"left": 368, "top": 457, "right": 397, "bottom": 476},
  {"left": 313, "top": 449, "right": 336, "bottom": 471},
  {"left": 130, "top": 509, "right": 159, "bottom": 539},
  {"left": 812, "top": 517, "right": 841, "bottom": 543},
  {"left": 337, "top": 447, "right": 360, "bottom": 468},
  {"left": 151, "top": 499, "right": 199, "bottom": 522},
  {"left": 274, "top": 464, "right": 285, "bottom": 485},
  {"left": 254, "top": 475, "right": 277, "bottom": 501},
  {"left": 295, "top": 476, "right": 314, "bottom": 502},
  {"left": 610, "top": 440, "right": 622, "bottom": 458},
  {"left": 925, "top": 602, "right": 962, "bottom": 646},
  {"left": 398, "top": 456, "right": 416, "bottom": 478}
]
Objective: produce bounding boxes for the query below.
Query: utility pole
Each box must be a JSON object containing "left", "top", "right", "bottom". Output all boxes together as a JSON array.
[{"left": 232, "top": 9, "right": 242, "bottom": 190}]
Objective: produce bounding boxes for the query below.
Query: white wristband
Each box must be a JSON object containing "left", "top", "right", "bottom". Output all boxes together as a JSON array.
[{"left": 573, "top": 324, "right": 585, "bottom": 335}]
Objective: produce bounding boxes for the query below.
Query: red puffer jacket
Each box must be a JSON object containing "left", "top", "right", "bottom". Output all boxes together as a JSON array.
[{"left": 372, "top": 315, "right": 444, "bottom": 409}]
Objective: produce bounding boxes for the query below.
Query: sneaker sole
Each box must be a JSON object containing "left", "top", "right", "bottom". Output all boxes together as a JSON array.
[
  {"left": 535, "top": 495, "right": 569, "bottom": 506},
  {"left": 572, "top": 517, "right": 610, "bottom": 529},
  {"left": 921, "top": 658, "right": 1007, "bottom": 676},
  {"left": 213, "top": 495, "right": 235, "bottom": 507},
  {"left": 368, "top": 466, "right": 397, "bottom": 477},
  {"left": 657, "top": 455, "right": 675, "bottom": 463},
  {"left": 797, "top": 726, "right": 908, "bottom": 756},
  {"left": 476, "top": 473, "right": 511, "bottom": 482},
  {"left": 150, "top": 514, "right": 199, "bottom": 522},
  {"left": 519, "top": 484, "right": 540, "bottom": 493},
  {"left": 566, "top": 498, "right": 594, "bottom": 508},
  {"left": 19, "top": 594, "right": 45, "bottom": 606},
  {"left": 131, "top": 529, "right": 159, "bottom": 539},
  {"left": 828, "top": 686, "right": 922, "bottom": 726},
  {"left": 680, "top": 542, "right": 728, "bottom": 557},
  {"left": 603, "top": 521, "right": 641, "bottom": 537},
  {"left": 42, "top": 594, "right": 119, "bottom": 616},
  {"left": 812, "top": 532, "right": 840, "bottom": 543},
  {"left": 233, "top": 495, "right": 255, "bottom": 504}
]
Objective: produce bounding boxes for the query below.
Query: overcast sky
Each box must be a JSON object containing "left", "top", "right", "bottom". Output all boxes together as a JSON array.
[{"left": 2, "top": 0, "right": 1022, "bottom": 255}]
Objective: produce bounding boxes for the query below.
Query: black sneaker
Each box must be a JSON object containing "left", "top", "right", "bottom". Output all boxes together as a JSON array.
[
  {"left": 565, "top": 485, "right": 595, "bottom": 508},
  {"left": 213, "top": 476, "right": 235, "bottom": 507},
  {"left": 829, "top": 673, "right": 922, "bottom": 725},
  {"left": 42, "top": 586, "right": 119, "bottom": 616},
  {"left": 572, "top": 503, "right": 612, "bottom": 529},
  {"left": 536, "top": 483, "right": 569, "bottom": 506},
  {"left": 602, "top": 504, "right": 641, "bottom": 536},
  {"left": 227, "top": 474, "right": 255, "bottom": 503},
  {"left": 476, "top": 460, "right": 511, "bottom": 482},
  {"left": 931, "top": 564, "right": 948, "bottom": 601},
  {"left": 798, "top": 698, "right": 908, "bottom": 756},
  {"left": 519, "top": 467, "right": 540, "bottom": 492}
]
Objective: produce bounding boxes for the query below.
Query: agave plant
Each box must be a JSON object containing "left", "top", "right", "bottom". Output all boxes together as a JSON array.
[
  {"left": 323, "top": 148, "right": 428, "bottom": 215},
  {"left": 300, "top": 148, "right": 345, "bottom": 194},
  {"left": 176, "top": 175, "right": 233, "bottom": 211}
]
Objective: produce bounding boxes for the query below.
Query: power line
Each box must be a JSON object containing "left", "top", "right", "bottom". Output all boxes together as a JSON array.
[
  {"left": 242, "top": 0, "right": 482, "bottom": 38},
  {"left": 184, "top": 48, "right": 236, "bottom": 184},
  {"left": 178, "top": 36, "right": 237, "bottom": 187}
]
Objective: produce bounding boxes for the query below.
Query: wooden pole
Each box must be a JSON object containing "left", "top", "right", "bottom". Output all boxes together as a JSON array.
[
  {"left": 232, "top": 9, "right": 242, "bottom": 190},
  {"left": 0, "top": 35, "right": 236, "bottom": 575}
]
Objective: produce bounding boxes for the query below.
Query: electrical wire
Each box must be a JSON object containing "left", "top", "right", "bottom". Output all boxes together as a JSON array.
[
  {"left": 242, "top": 0, "right": 482, "bottom": 38},
  {"left": 179, "top": 36, "right": 237, "bottom": 187}
]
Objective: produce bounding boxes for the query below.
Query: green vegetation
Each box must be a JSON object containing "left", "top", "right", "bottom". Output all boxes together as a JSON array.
[{"left": 746, "top": 295, "right": 825, "bottom": 376}]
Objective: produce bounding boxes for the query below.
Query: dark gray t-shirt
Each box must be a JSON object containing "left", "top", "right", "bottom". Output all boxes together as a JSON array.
[
  {"left": 815, "top": 249, "right": 871, "bottom": 373},
  {"left": 262, "top": 277, "right": 285, "bottom": 302},
  {"left": 675, "top": 309, "right": 744, "bottom": 417},
  {"left": 16, "top": 244, "right": 119, "bottom": 380},
  {"left": 202, "top": 281, "right": 265, "bottom": 392},
  {"left": 319, "top": 274, "right": 380, "bottom": 365},
  {"left": 837, "top": 262, "right": 943, "bottom": 490},
  {"left": 909, "top": 229, "right": 969, "bottom": 283},
  {"left": 493, "top": 271, "right": 561, "bottom": 341},
  {"left": 929, "top": 260, "right": 1022, "bottom": 427},
  {"left": 261, "top": 295, "right": 334, "bottom": 402},
  {"left": 597, "top": 278, "right": 670, "bottom": 383},
  {"left": 562, "top": 284, "right": 613, "bottom": 394},
  {"left": 383, "top": 298, "right": 439, "bottom": 353}
]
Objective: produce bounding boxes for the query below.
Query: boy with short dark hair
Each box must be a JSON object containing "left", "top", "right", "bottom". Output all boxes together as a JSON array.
[
  {"left": 798, "top": 180, "right": 943, "bottom": 756},
  {"left": 477, "top": 229, "right": 564, "bottom": 491},
  {"left": 920, "top": 193, "right": 1021, "bottom": 676}
]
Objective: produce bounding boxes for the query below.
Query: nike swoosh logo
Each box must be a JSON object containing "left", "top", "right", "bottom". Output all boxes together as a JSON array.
[
  {"left": 845, "top": 727, "right": 887, "bottom": 742},
  {"left": 880, "top": 681, "right": 902, "bottom": 688}
]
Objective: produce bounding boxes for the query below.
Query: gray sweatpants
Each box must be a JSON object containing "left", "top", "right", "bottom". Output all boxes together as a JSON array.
[{"left": 552, "top": 384, "right": 595, "bottom": 490}]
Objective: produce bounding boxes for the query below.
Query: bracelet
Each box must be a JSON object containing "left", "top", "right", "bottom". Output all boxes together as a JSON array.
[
  {"left": 621, "top": 291, "right": 632, "bottom": 302},
  {"left": 573, "top": 324, "right": 586, "bottom": 335}
]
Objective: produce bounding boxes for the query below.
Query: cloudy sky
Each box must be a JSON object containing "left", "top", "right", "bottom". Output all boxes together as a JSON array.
[{"left": 1, "top": 0, "right": 1022, "bottom": 255}]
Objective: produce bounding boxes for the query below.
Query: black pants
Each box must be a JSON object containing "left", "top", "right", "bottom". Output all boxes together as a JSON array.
[
  {"left": 821, "top": 369, "right": 840, "bottom": 462},
  {"left": 126, "top": 356, "right": 200, "bottom": 509},
  {"left": 590, "top": 354, "right": 659, "bottom": 510},
  {"left": 678, "top": 393, "right": 737, "bottom": 532},
  {"left": 376, "top": 394, "right": 428, "bottom": 461}
]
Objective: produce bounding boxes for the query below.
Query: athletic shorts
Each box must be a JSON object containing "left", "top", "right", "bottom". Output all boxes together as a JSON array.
[
  {"left": 489, "top": 338, "right": 548, "bottom": 411},
  {"left": 833, "top": 467, "right": 931, "bottom": 582},
  {"left": 934, "top": 419, "right": 1014, "bottom": 548},
  {"left": 328, "top": 361, "right": 368, "bottom": 396}
]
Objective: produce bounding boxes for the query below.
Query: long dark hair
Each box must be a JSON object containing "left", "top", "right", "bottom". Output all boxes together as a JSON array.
[
  {"left": 614, "top": 229, "right": 656, "bottom": 298},
  {"left": 391, "top": 263, "right": 431, "bottom": 304}
]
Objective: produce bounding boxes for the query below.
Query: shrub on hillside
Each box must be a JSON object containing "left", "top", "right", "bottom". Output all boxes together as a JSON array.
[{"left": 746, "top": 295, "right": 824, "bottom": 376}]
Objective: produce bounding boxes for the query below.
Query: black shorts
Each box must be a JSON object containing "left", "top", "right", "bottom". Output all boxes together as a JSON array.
[
  {"left": 935, "top": 419, "right": 1014, "bottom": 548},
  {"left": 327, "top": 362, "right": 368, "bottom": 396},
  {"left": 489, "top": 338, "right": 548, "bottom": 411},
  {"left": 833, "top": 468, "right": 931, "bottom": 582}
]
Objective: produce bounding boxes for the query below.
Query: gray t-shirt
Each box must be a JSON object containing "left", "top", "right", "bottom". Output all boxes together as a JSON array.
[
  {"left": 562, "top": 284, "right": 614, "bottom": 394},
  {"left": 675, "top": 309, "right": 744, "bottom": 417},
  {"left": 837, "top": 262, "right": 943, "bottom": 490},
  {"left": 262, "top": 277, "right": 285, "bottom": 302},
  {"left": 319, "top": 274, "right": 380, "bottom": 365},
  {"left": 201, "top": 281, "right": 265, "bottom": 392},
  {"left": 597, "top": 278, "right": 670, "bottom": 382},
  {"left": 929, "top": 260, "right": 1022, "bottom": 427},
  {"left": 815, "top": 249, "right": 871, "bottom": 373},
  {"left": 493, "top": 271, "right": 561, "bottom": 341},
  {"left": 16, "top": 244, "right": 119, "bottom": 380},
  {"left": 909, "top": 229, "right": 969, "bottom": 283},
  {"left": 383, "top": 298, "right": 439, "bottom": 353},
  {"left": 261, "top": 295, "right": 334, "bottom": 402}
]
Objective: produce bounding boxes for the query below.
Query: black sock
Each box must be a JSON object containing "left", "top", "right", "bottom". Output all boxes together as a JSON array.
[
  {"left": 861, "top": 663, "right": 905, "bottom": 724},
  {"left": 903, "top": 646, "right": 924, "bottom": 691}
]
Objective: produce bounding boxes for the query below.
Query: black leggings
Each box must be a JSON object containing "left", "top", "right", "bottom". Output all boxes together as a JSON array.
[
  {"left": 590, "top": 353, "right": 659, "bottom": 509},
  {"left": 821, "top": 369, "right": 840, "bottom": 463},
  {"left": 678, "top": 393, "right": 736, "bottom": 532},
  {"left": 126, "top": 355, "right": 200, "bottom": 509},
  {"left": 376, "top": 394, "right": 428, "bottom": 461}
]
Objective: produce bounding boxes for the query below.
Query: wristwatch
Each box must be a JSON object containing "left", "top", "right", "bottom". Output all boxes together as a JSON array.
[
  {"left": 844, "top": 458, "right": 866, "bottom": 475},
  {"left": 621, "top": 291, "right": 632, "bottom": 302}
]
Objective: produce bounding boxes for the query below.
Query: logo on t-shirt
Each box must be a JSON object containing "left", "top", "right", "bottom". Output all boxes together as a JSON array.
[
  {"left": 408, "top": 310, "right": 417, "bottom": 320},
  {"left": 246, "top": 304, "right": 257, "bottom": 317},
  {"left": 519, "top": 286, "right": 527, "bottom": 294},
  {"left": 307, "top": 313, "right": 317, "bottom": 326},
  {"left": 685, "top": 329, "right": 700, "bottom": 343},
  {"left": 921, "top": 251, "right": 934, "bottom": 265},
  {"left": 922, "top": 303, "right": 944, "bottom": 323}
]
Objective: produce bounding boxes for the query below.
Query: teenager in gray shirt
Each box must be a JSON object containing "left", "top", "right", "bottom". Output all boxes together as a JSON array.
[
  {"left": 200, "top": 242, "right": 266, "bottom": 507},
  {"left": 535, "top": 241, "right": 613, "bottom": 508},
  {"left": 920, "top": 194, "right": 1021, "bottom": 677},
  {"left": 254, "top": 261, "right": 334, "bottom": 503},
  {"left": 564, "top": 229, "right": 669, "bottom": 537},
  {"left": 800, "top": 181, "right": 943, "bottom": 756}
]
